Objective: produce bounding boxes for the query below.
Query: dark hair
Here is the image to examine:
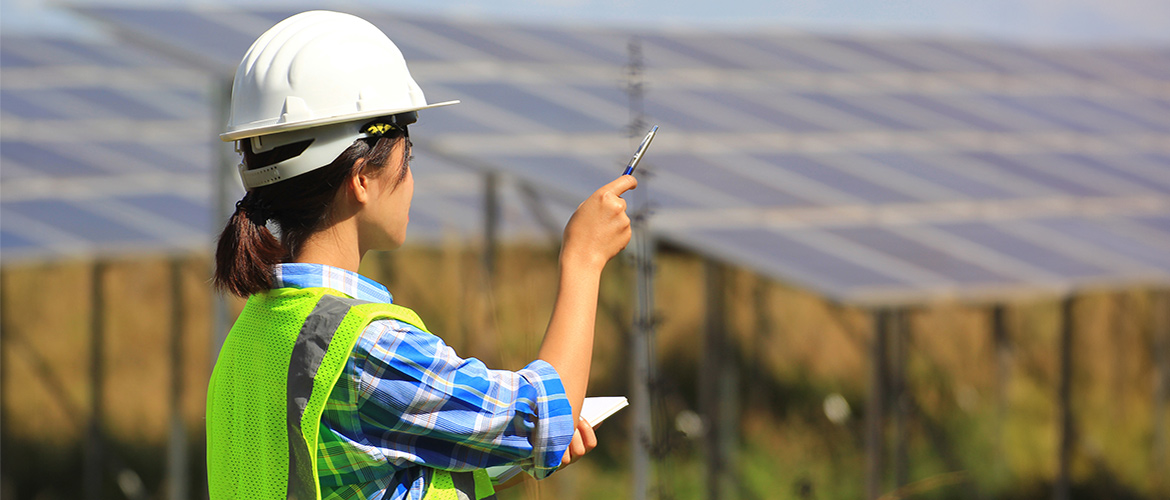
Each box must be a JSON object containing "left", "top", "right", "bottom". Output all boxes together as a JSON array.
[{"left": 214, "top": 130, "right": 410, "bottom": 297}]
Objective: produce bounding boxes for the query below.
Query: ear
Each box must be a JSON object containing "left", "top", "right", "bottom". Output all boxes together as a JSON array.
[{"left": 349, "top": 158, "right": 372, "bottom": 204}]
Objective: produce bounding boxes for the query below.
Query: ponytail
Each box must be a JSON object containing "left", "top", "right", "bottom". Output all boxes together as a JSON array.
[
  {"left": 213, "top": 193, "right": 285, "bottom": 297},
  {"left": 213, "top": 128, "right": 410, "bottom": 297}
]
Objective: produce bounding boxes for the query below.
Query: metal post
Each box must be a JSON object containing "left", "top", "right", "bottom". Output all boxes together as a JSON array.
[
  {"left": 892, "top": 309, "right": 909, "bottom": 490},
  {"left": 866, "top": 309, "right": 890, "bottom": 500},
  {"left": 751, "top": 277, "right": 773, "bottom": 413},
  {"left": 483, "top": 171, "right": 500, "bottom": 282},
  {"left": 992, "top": 304, "right": 1010, "bottom": 482},
  {"left": 168, "top": 258, "right": 189, "bottom": 500},
  {"left": 1055, "top": 297, "right": 1075, "bottom": 500},
  {"left": 84, "top": 261, "right": 107, "bottom": 500},
  {"left": 702, "top": 260, "right": 728, "bottom": 500},
  {"left": 625, "top": 34, "right": 654, "bottom": 500},
  {"left": 630, "top": 227, "right": 655, "bottom": 500}
]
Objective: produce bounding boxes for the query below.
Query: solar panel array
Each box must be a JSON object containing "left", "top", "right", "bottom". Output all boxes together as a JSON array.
[
  {"left": 1, "top": 28, "right": 554, "bottom": 264},
  {"left": 1, "top": 36, "right": 217, "bottom": 261},
  {"left": 7, "top": 6, "right": 1170, "bottom": 305}
]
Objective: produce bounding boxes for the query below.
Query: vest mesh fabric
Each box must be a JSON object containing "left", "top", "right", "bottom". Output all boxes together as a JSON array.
[
  {"left": 208, "top": 289, "right": 313, "bottom": 500},
  {"left": 423, "top": 470, "right": 456, "bottom": 500}
]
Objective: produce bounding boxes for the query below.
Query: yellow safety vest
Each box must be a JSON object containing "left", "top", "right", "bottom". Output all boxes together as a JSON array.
[{"left": 206, "top": 287, "right": 497, "bottom": 499}]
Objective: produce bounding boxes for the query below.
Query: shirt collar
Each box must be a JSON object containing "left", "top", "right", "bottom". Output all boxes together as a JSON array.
[{"left": 273, "top": 263, "right": 393, "bottom": 304}]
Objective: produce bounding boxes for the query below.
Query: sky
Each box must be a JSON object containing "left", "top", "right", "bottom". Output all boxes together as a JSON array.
[{"left": 1, "top": 0, "right": 1169, "bottom": 46}]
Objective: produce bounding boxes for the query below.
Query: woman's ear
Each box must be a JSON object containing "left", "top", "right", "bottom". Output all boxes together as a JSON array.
[{"left": 349, "top": 158, "right": 371, "bottom": 204}]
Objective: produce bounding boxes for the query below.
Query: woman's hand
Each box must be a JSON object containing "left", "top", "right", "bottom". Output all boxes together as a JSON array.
[
  {"left": 561, "top": 417, "right": 599, "bottom": 467},
  {"left": 561, "top": 175, "right": 637, "bottom": 273}
]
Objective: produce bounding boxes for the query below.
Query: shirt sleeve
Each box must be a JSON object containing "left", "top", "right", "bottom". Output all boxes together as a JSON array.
[{"left": 351, "top": 318, "right": 575, "bottom": 479}]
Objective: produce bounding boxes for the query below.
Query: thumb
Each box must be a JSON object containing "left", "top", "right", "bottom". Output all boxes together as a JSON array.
[{"left": 601, "top": 174, "right": 638, "bottom": 198}]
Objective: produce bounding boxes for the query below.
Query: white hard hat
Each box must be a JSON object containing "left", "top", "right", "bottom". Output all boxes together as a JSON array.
[{"left": 223, "top": 10, "right": 457, "bottom": 188}]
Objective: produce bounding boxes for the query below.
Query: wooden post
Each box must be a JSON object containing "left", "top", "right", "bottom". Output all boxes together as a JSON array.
[
  {"left": 84, "top": 261, "right": 107, "bottom": 500},
  {"left": 866, "top": 309, "right": 890, "bottom": 500},
  {"left": 167, "top": 258, "right": 189, "bottom": 500},
  {"left": 1055, "top": 297, "right": 1075, "bottom": 500}
]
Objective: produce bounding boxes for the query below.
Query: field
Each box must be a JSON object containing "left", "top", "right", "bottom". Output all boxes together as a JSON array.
[{"left": 1, "top": 243, "right": 1167, "bottom": 499}]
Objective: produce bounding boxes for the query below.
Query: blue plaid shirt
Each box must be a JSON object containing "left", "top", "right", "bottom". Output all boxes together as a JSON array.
[{"left": 273, "top": 263, "right": 574, "bottom": 500}]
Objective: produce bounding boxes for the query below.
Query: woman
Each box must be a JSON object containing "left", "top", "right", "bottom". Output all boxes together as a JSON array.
[{"left": 206, "top": 11, "right": 636, "bottom": 500}]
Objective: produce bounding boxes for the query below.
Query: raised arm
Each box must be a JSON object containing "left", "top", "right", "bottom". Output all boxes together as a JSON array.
[{"left": 537, "top": 174, "right": 638, "bottom": 423}]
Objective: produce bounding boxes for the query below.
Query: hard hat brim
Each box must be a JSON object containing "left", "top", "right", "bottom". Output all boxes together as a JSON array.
[{"left": 219, "top": 100, "right": 460, "bottom": 142}]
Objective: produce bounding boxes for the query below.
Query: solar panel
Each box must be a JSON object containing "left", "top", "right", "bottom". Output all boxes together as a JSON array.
[
  {"left": 654, "top": 154, "right": 817, "bottom": 208},
  {"left": 81, "top": 8, "right": 256, "bottom": 68},
  {"left": 0, "top": 90, "right": 71, "bottom": 119},
  {"left": 754, "top": 154, "right": 920, "bottom": 204},
  {"left": 828, "top": 226, "right": 1017, "bottom": 284},
  {"left": 1037, "top": 217, "right": 1170, "bottom": 270},
  {"left": 678, "top": 227, "right": 910, "bottom": 292},
  {"left": 934, "top": 222, "right": 1108, "bottom": 278},
  {"left": 441, "top": 82, "right": 614, "bottom": 132},
  {"left": 116, "top": 195, "right": 211, "bottom": 232},
  {"left": 6, "top": 6, "right": 1168, "bottom": 304},
  {"left": 861, "top": 152, "right": 1016, "bottom": 200},
  {"left": 824, "top": 38, "right": 932, "bottom": 72},
  {"left": 1, "top": 141, "right": 96, "bottom": 176},
  {"left": 6, "top": 199, "right": 155, "bottom": 244},
  {"left": 1133, "top": 215, "right": 1170, "bottom": 235},
  {"left": 796, "top": 93, "right": 920, "bottom": 130}
]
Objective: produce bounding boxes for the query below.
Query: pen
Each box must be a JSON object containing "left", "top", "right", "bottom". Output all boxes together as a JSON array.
[{"left": 623, "top": 125, "right": 658, "bottom": 176}]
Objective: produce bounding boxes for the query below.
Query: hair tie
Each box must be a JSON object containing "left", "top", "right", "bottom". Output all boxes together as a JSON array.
[{"left": 236, "top": 195, "right": 273, "bottom": 226}]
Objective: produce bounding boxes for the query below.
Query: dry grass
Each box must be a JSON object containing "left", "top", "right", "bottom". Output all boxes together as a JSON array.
[{"left": 2, "top": 245, "right": 1168, "bottom": 499}]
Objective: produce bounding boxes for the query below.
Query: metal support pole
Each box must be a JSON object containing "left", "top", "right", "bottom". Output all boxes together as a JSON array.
[
  {"left": 866, "top": 309, "right": 890, "bottom": 500},
  {"left": 751, "top": 277, "right": 773, "bottom": 413},
  {"left": 892, "top": 309, "right": 909, "bottom": 490},
  {"left": 1055, "top": 297, "right": 1075, "bottom": 500},
  {"left": 992, "top": 304, "right": 1010, "bottom": 481},
  {"left": 483, "top": 171, "right": 500, "bottom": 282},
  {"left": 702, "top": 260, "right": 729, "bottom": 500},
  {"left": 630, "top": 227, "right": 655, "bottom": 500},
  {"left": 167, "top": 258, "right": 189, "bottom": 500},
  {"left": 84, "top": 261, "right": 107, "bottom": 500},
  {"left": 625, "top": 34, "right": 655, "bottom": 500}
]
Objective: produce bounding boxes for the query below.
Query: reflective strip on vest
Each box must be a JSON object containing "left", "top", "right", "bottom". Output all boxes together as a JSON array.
[{"left": 287, "top": 295, "right": 357, "bottom": 500}]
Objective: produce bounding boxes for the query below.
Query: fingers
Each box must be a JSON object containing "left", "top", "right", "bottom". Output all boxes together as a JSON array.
[
  {"left": 578, "top": 416, "right": 598, "bottom": 451},
  {"left": 562, "top": 428, "right": 585, "bottom": 466},
  {"left": 560, "top": 418, "right": 599, "bottom": 467}
]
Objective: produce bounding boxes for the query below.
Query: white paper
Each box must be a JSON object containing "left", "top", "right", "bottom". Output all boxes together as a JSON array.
[{"left": 486, "top": 396, "right": 629, "bottom": 483}]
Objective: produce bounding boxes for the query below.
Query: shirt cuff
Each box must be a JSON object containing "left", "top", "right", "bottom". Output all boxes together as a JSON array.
[{"left": 517, "top": 359, "right": 574, "bottom": 479}]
